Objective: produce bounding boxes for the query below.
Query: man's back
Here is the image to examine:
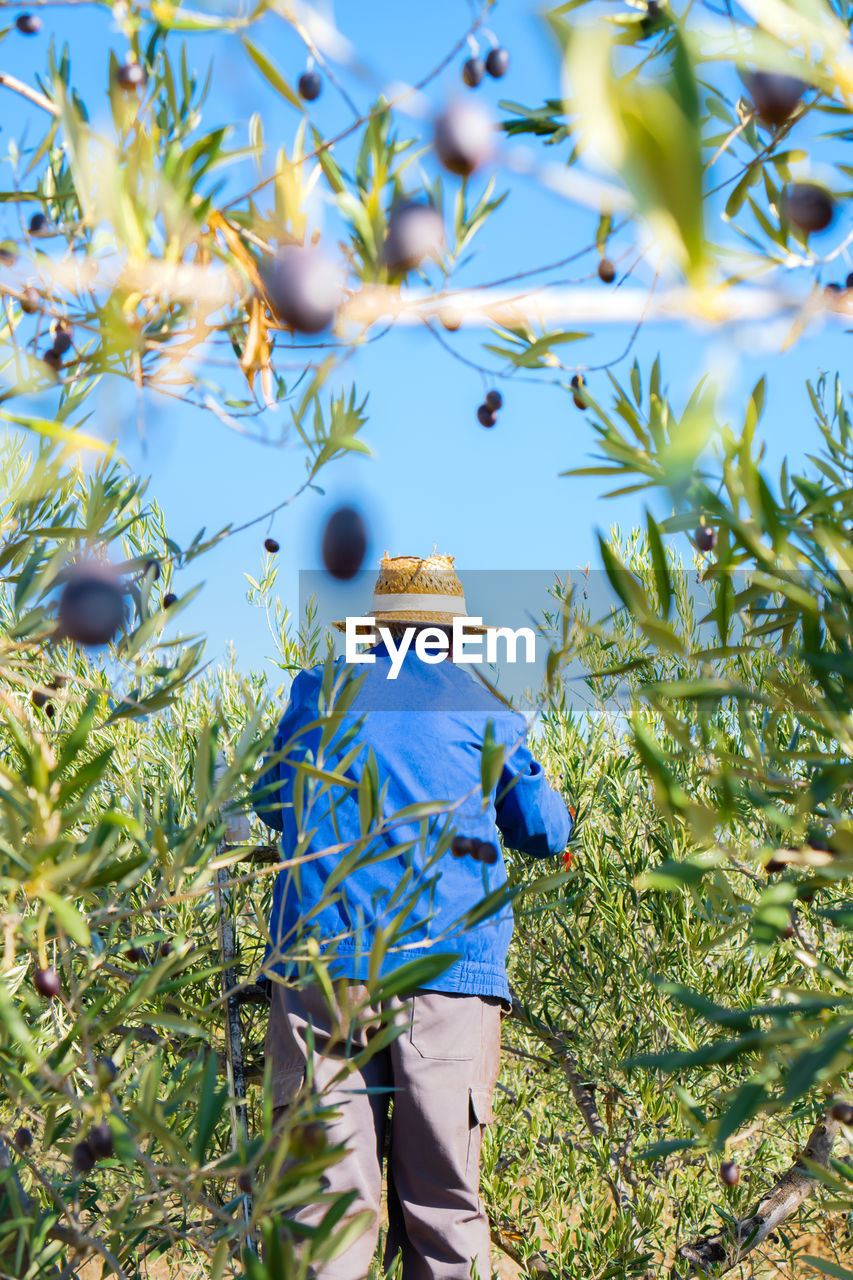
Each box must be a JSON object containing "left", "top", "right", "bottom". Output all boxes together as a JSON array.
[{"left": 254, "top": 643, "right": 571, "bottom": 1001}]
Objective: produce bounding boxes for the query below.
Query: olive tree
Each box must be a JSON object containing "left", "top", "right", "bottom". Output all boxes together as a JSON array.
[{"left": 2, "top": 0, "right": 853, "bottom": 1277}]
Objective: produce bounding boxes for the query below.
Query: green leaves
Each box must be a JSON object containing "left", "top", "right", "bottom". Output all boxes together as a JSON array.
[
  {"left": 39, "top": 891, "right": 91, "bottom": 946},
  {"left": 292, "top": 379, "right": 372, "bottom": 482},
  {"left": 562, "top": 23, "right": 706, "bottom": 282},
  {"left": 192, "top": 1051, "right": 228, "bottom": 1163},
  {"left": 241, "top": 39, "right": 304, "bottom": 111},
  {"left": 480, "top": 719, "right": 505, "bottom": 800},
  {"left": 800, "top": 1260, "right": 853, "bottom": 1280},
  {"left": 751, "top": 879, "right": 797, "bottom": 949}
]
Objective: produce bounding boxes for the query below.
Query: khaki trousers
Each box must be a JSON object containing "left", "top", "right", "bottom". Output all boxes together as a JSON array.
[{"left": 266, "top": 980, "right": 507, "bottom": 1280}]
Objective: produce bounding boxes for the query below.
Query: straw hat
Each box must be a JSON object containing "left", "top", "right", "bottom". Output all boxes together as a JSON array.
[{"left": 333, "top": 552, "right": 489, "bottom": 633}]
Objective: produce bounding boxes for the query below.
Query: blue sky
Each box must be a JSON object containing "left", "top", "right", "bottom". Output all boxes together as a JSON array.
[{"left": 5, "top": 0, "right": 852, "bottom": 687}]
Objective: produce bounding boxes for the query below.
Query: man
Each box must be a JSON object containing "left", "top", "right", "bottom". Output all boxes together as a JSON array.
[{"left": 253, "top": 553, "right": 572, "bottom": 1280}]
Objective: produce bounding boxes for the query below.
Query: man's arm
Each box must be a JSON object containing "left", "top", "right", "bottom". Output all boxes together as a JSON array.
[
  {"left": 251, "top": 671, "right": 316, "bottom": 833},
  {"left": 494, "top": 723, "right": 573, "bottom": 858}
]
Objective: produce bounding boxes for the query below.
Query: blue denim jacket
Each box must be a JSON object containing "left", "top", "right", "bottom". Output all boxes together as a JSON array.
[{"left": 252, "top": 643, "right": 571, "bottom": 1003}]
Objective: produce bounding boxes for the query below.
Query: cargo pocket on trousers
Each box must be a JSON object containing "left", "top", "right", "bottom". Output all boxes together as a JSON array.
[{"left": 466, "top": 1087, "right": 495, "bottom": 1178}]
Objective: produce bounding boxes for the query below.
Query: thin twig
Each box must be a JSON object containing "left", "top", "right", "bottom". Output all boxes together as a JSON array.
[{"left": 222, "top": 5, "right": 489, "bottom": 212}]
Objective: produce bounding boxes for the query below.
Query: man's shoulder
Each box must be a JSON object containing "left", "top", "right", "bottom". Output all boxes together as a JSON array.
[
  {"left": 293, "top": 655, "right": 527, "bottom": 735},
  {"left": 283, "top": 663, "right": 325, "bottom": 710}
]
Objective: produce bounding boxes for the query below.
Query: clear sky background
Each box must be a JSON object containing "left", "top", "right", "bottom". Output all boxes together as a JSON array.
[{"left": 5, "top": 0, "right": 851, "bottom": 688}]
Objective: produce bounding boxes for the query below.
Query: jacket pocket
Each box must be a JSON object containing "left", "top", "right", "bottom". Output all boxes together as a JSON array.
[{"left": 409, "top": 992, "right": 482, "bottom": 1060}]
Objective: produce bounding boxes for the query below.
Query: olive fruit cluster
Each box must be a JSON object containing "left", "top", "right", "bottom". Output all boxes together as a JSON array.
[
  {"left": 477, "top": 389, "right": 503, "bottom": 428},
  {"left": 42, "top": 319, "right": 73, "bottom": 374},
  {"left": 462, "top": 46, "right": 510, "bottom": 87},
  {"left": 73, "top": 1122, "right": 114, "bottom": 1174},
  {"left": 31, "top": 674, "right": 67, "bottom": 719},
  {"left": 451, "top": 835, "right": 499, "bottom": 864}
]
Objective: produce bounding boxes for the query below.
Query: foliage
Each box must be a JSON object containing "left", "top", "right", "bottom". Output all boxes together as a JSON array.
[{"left": 2, "top": 0, "right": 853, "bottom": 1276}]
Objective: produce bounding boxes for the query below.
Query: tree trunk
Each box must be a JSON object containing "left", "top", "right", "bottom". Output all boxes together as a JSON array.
[{"left": 678, "top": 1114, "right": 840, "bottom": 1274}]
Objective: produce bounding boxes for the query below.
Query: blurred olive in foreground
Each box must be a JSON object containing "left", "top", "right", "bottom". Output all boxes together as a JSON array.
[
  {"left": 383, "top": 202, "right": 445, "bottom": 274},
  {"left": 783, "top": 182, "right": 834, "bottom": 234},
  {"left": 434, "top": 100, "right": 494, "bottom": 177},
  {"left": 748, "top": 71, "right": 805, "bottom": 128},
  {"left": 322, "top": 506, "right": 367, "bottom": 580},
  {"left": 58, "top": 562, "right": 125, "bottom": 646},
  {"left": 20, "top": 287, "right": 41, "bottom": 314},
  {"left": 51, "top": 321, "right": 73, "bottom": 355},
  {"left": 266, "top": 245, "right": 342, "bottom": 335},
  {"left": 72, "top": 1140, "right": 95, "bottom": 1175},
  {"left": 475, "top": 841, "right": 499, "bottom": 864},
  {"left": 116, "top": 62, "right": 147, "bottom": 91},
  {"left": 87, "top": 1123, "right": 114, "bottom": 1160}
]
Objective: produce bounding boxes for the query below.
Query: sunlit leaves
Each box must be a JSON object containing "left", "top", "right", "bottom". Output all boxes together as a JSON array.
[{"left": 560, "top": 23, "right": 706, "bottom": 283}]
